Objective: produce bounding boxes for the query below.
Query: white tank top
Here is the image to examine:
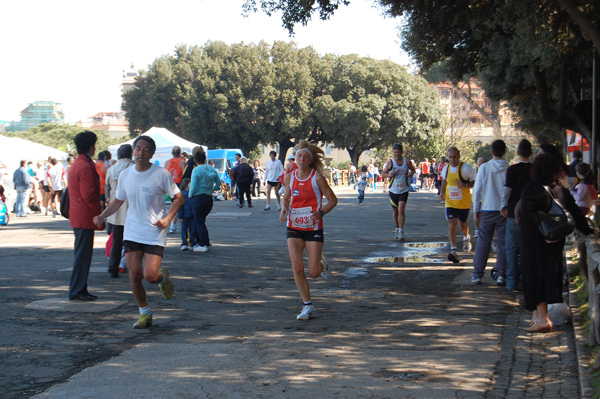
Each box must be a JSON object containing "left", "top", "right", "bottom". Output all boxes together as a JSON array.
[{"left": 389, "top": 157, "right": 409, "bottom": 194}]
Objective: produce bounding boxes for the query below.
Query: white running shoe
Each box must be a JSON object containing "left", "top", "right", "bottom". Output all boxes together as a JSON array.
[
  {"left": 296, "top": 304, "right": 314, "bottom": 320},
  {"left": 180, "top": 245, "right": 189, "bottom": 251},
  {"left": 264, "top": 205, "right": 270, "bottom": 211},
  {"left": 320, "top": 254, "right": 330, "bottom": 280},
  {"left": 192, "top": 245, "right": 210, "bottom": 252},
  {"left": 463, "top": 235, "right": 472, "bottom": 252},
  {"left": 474, "top": 229, "right": 479, "bottom": 238},
  {"left": 277, "top": 203, "right": 282, "bottom": 211},
  {"left": 394, "top": 229, "right": 399, "bottom": 240},
  {"left": 398, "top": 230, "right": 405, "bottom": 242}
]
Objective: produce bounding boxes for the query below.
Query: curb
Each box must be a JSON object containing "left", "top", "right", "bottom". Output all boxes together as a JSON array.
[{"left": 569, "top": 265, "right": 594, "bottom": 399}]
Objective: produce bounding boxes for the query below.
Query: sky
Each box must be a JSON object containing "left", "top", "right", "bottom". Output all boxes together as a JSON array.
[{"left": 0, "top": 0, "right": 410, "bottom": 123}]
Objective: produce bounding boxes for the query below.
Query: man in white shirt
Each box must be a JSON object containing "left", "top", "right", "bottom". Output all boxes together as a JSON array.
[
  {"left": 47, "top": 158, "right": 67, "bottom": 217},
  {"left": 263, "top": 150, "right": 284, "bottom": 211},
  {"left": 94, "top": 136, "right": 184, "bottom": 329},
  {"left": 471, "top": 140, "right": 509, "bottom": 285}
]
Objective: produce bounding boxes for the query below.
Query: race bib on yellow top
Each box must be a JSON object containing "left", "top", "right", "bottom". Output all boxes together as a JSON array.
[
  {"left": 448, "top": 185, "right": 463, "bottom": 200},
  {"left": 290, "top": 206, "right": 314, "bottom": 229}
]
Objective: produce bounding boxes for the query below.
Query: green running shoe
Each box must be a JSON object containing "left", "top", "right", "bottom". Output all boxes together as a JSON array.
[
  {"left": 133, "top": 313, "right": 153, "bottom": 329},
  {"left": 158, "top": 266, "right": 174, "bottom": 300}
]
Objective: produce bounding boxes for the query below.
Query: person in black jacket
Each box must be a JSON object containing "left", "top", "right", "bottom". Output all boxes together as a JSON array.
[
  {"left": 232, "top": 157, "right": 255, "bottom": 208},
  {"left": 520, "top": 153, "right": 593, "bottom": 333}
]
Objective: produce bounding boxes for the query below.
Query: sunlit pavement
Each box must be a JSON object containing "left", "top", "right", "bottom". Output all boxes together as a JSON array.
[{"left": 0, "top": 186, "right": 587, "bottom": 398}]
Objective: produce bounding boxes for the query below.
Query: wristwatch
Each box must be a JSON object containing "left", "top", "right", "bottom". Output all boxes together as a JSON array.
[{"left": 319, "top": 210, "right": 325, "bottom": 217}]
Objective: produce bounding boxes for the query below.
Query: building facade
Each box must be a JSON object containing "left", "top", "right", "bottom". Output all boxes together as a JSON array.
[{"left": 7, "top": 101, "right": 65, "bottom": 132}]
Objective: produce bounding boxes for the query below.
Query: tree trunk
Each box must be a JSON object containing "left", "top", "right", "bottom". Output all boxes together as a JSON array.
[
  {"left": 347, "top": 148, "right": 362, "bottom": 169},
  {"left": 277, "top": 138, "right": 294, "bottom": 164}
]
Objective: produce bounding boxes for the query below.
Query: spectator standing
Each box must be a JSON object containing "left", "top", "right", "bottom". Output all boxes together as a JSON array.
[
  {"left": 501, "top": 139, "right": 533, "bottom": 291},
  {"left": 105, "top": 144, "right": 133, "bottom": 278},
  {"left": 13, "top": 160, "right": 31, "bottom": 217},
  {"left": 571, "top": 162, "right": 598, "bottom": 216},
  {"left": 252, "top": 159, "right": 264, "bottom": 197},
  {"left": 189, "top": 150, "right": 221, "bottom": 252},
  {"left": 165, "top": 146, "right": 186, "bottom": 234},
  {"left": 178, "top": 178, "right": 196, "bottom": 251},
  {"left": 47, "top": 158, "right": 67, "bottom": 217},
  {"left": 520, "top": 153, "right": 592, "bottom": 332},
  {"left": 232, "top": 157, "right": 255, "bottom": 208},
  {"left": 348, "top": 163, "right": 357, "bottom": 185},
  {"left": 567, "top": 149, "right": 582, "bottom": 187},
  {"left": 95, "top": 152, "right": 108, "bottom": 209},
  {"left": 181, "top": 146, "right": 205, "bottom": 181},
  {"left": 471, "top": 140, "right": 509, "bottom": 285},
  {"left": 68, "top": 131, "right": 104, "bottom": 301},
  {"left": 264, "top": 151, "right": 284, "bottom": 211}
]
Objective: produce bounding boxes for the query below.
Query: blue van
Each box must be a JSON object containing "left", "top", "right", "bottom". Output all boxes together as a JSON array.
[{"left": 207, "top": 149, "right": 243, "bottom": 188}]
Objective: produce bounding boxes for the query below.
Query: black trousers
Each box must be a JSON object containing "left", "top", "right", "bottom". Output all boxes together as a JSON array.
[
  {"left": 108, "top": 224, "right": 124, "bottom": 274},
  {"left": 238, "top": 182, "right": 252, "bottom": 205},
  {"left": 69, "top": 228, "right": 94, "bottom": 298}
]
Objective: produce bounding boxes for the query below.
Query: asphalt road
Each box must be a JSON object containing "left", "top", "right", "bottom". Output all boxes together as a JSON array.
[{"left": 0, "top": 186, "right": 583, "bottom": 398}]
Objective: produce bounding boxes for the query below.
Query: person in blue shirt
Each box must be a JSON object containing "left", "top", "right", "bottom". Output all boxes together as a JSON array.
[
  {"left": 189, "top": 151, "right": 221, "bottom": 252},
  {"left": 177, "top": 178, "right": 197, "bottom": 251}
]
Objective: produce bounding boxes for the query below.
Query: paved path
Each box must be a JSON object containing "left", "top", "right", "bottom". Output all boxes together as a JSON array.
[{"left": 0, "top": 186, "right": 585, "bottom": 398}]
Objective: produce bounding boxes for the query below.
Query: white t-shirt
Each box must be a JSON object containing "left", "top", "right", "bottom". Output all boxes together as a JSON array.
[
  {"left": 441, "top": 163, "right": 476, "bottom": 182},
  {"left": 264, "top": 159, "right": 283, "bottom": 183},
  {"left": 47, "top": 165, "right": 66, "bottom": 190},
  {"left": 116, "top": 164, "right": 180, "bottom": 246},
  {"left": 35, "top": 166, "right": 45, "bottom": 182}
]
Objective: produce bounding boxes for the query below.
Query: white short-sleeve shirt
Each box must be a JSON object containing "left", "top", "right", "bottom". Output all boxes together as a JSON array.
[{"left": 116, "top": 164, "right": 180, "bottom": 246}]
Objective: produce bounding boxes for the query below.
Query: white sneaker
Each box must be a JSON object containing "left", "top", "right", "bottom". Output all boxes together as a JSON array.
[
  {"left": 180, "top": 244, "right": 189, "bottom": 251},
  {"left": 474, "top": 229, "right": 479, "bottom": 238},
  {"left": 296, "top": 304, "right": 314, "bottom": 320},
  {"left": 463, "top": 235, "right": 472, "bottom": 252},
  {"left": 277, "top": 203, "right": 282, "bottom": 211},
  {"left": 394, "top": 229, "right": 399, "bottom": 240},
  {"left": 264, "top": 205, "right": 270, "bottom": 211},
  {"left": 398, "top": 230, "right": 405, "bottom": 242},
  {"left": 320, "top": 254, "right": 330, "bottom": 280},
  {"left": 192, "top": 245, "right": 210, "bottom": 252}
]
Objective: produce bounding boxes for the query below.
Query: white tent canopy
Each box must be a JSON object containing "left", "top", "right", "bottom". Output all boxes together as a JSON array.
[
  {"left": 0, "top": 134, "right": 68, "bottom": 181},
  {"left": 108, "top": 127, "right": 206, "bottom": 167}
]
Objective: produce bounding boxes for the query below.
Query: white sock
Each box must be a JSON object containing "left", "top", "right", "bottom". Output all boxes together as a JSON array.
[{"left": 139, "top": 306, "right": 152, "bottom": 315}]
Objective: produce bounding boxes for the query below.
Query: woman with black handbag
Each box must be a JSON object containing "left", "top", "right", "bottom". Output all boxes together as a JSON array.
[{"left": 520, "top": 153, "right": 593, "bottom": 332}]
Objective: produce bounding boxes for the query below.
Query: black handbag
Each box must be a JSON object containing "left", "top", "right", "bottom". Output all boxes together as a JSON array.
[
  {"left": 60, "top": 187, "right": 69, "bottom": 219},
  {"left": 536, "top": 185, "right": 574, "bottom": 242}
]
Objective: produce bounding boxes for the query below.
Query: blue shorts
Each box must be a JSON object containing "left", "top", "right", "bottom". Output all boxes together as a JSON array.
[{"left": 445, "top": 207, "right": 470, "bottom": 223}]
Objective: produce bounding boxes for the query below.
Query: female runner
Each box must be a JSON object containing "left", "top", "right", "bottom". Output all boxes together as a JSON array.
[{"left": 280, "top": 140, "right": 338, "bottom": 320}]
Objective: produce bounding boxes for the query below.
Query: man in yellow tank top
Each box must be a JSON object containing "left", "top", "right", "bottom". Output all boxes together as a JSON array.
[{"left": 439, "top": 147, "right": 476, "bottom": 263}]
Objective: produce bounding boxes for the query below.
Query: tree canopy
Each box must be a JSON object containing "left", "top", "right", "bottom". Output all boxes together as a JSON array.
[
  {"left": 246, "top": 0, "right": 600, "bottom": 159},
  {"left": 122, "top": 41, "right": 442, "bottom": 164}
]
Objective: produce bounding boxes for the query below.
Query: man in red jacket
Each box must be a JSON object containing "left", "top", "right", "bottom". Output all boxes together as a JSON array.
[{"left": 68, "top": 131, "right": 104, "bottom": 301}]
